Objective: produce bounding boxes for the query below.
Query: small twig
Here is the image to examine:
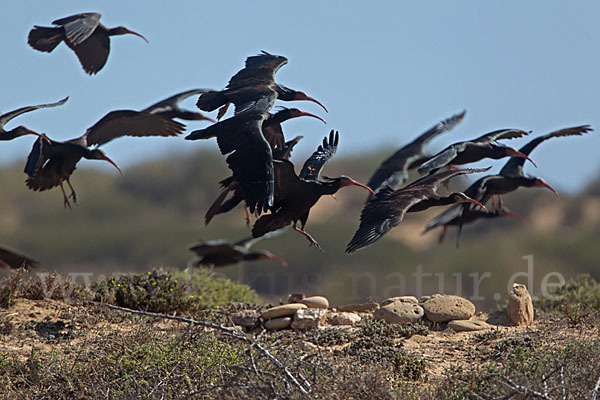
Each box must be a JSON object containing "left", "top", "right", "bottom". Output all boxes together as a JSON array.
[
  {"left": 592, "top": 371, "right": 600, "bottom": 400},
  {"left": 559, "top": 366, "right": 566, "bottom": 400},
  {"left": 498, "top": 375, "right": 554, "bottom": 400},
  {"left": 103, "top": 303, "right": 310, "bottom": 396}
]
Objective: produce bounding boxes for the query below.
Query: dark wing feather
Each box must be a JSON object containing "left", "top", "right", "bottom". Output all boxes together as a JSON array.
[
  {"left": 500, "top": 125, "right": 592, "bottom": 177},
  {"left": 406, "top": 167, "right": 492, "bottom": 193},
  {"left": 0, "top": 246, "right": 40, "bottom": 269},
  {"left": 53, "top": 13, "right": 101, "bottom": 45},
  {"left": 473, "top": 128, "right": 529, "bottom": 143},
  {"left": 0, "top": 97, "right": 68, "bottom": 129},
  {"left": 188, "top": 240, "right": 233, "bottom": 257},
  {"left": 417, "top": 145, "right": 459, "bottom": 174},
  {"left": 299, "top": 130, "right": 338, "bottom": 181},
  {"left": 226, "top": 52, "right": 288, "bottom": 89},
  {"left": 424, "top": 203, "right": 464, "bottom": 233},
  {"left": 68, "top": 28, "right": 110, "bottom": 75},
  {"left": 25, "top": 141, "right": 86, "bottom": 191},
  {"left": 141, "top": 89, "right": 210, "bottom": 115},
  {"left": 82, "top": 110, "right": 185, "bottom": 147}
]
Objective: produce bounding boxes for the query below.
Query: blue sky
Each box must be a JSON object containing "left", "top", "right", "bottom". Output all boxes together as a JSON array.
[{"left": 1, "top": 1, "right": 599, "bottom": 193}]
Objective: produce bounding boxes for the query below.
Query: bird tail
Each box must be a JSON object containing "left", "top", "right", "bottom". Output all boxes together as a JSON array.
[
  {"left": 28, "top": 26, "right": 63, "bottom": 53},
  {"left": 204, "top": 186, "right": 239, "bottom": 225},
  {"left": 252, "top": 213, "right": 289, "bottom": 239},
  {"left": 196, "top": 91, "right": 227, "bottom": 112}
]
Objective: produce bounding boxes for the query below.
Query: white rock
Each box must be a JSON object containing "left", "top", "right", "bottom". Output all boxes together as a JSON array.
[
  {"left": 261, "top": 303, "right": 307, "bottom": 320},
  {"left": 329, "top": 312, "right": 361, "bottom": 325},
  {"left": 291, "top": 308, "right": 327, "bottom": 330}
]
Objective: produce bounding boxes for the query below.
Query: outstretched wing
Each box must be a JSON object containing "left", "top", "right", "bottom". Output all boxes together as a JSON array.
[
  {"left": 407, "top": 167, "right": 492, "bottom": 193},
  {"left": 299, "top": 130, "right": 338, "bottom": 181},
  {"left": 473, "top": 128, "right": 529, "bottom": 143},
  {"left": 0, "top": 97, "right": 68, "bottom": 129},
  {"left": 500, "top": 125, "right": 592, "bottom": 177},
  {"left": 188, "top": 240, "right": 232, "bottom": 257},
  {"left": 0, "top": 246, "right": 40, "bottom": 269},
  {"left": 416, "top": 145, "right": 460, "bottom": 175},
  {"left": 226, "top": 51, "right": 288, "bottom": 89},
  {"left": 53, "top": 13, "right": 101, "bottom": 45},
  {"left": 423, "top": 203, "right": 464, "bottom": 233},
  {"left": 81, "top": 110, "right": 185, "bottom": 147},
  {"left": 141, "top": 89, "right": 211, "bottom": 115}
]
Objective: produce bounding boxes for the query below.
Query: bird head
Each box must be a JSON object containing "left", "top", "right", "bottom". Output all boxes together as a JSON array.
[
  {"left": 88, "top": 149, "right": 123, "bottom": 175},
  {"left": 532, "top": 177, "right": 559, "bottom": 197},
  {"left": 505, "top": 147, "right": 537, "bottom": 167},
  {"left": 8, "top": 126, "right": 46, "bottom": 141},
  {"left": 451, "top": 192, "right": 488, "bottom": 212},
  {"left": 111, "top": 27, "right": 149, "bottom": 43}
]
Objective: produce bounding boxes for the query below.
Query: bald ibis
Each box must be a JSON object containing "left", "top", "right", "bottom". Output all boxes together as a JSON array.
[{"left": 1, "top": 97, "right": 68, "bottom": 141}]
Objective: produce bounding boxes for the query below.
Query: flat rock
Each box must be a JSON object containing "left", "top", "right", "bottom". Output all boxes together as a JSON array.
[
  {"left": 329, "top": 312, "right": 361, "bottom": 326},
  {"left": 300, "top": 296, "right": 329, "bottom": 309},
  {"left": 374, "top": 302, "right": 424, "bottom": 324},
  {"left": 291, "top": 308, "right": 327, "bottom": 331},
  {"left": 423, "top": 295, "right": 475, "bottom": 323},
  {"left": 261, "top": 303, "right": 307, "bottom": 320},
  {"left": 264, "top": 317, "right": 292, "bottom": 330},
  {"left": 336, "top": 301, "right": 380, "bottom": 313},
  {"left": 448, "top": 319, "right": 491, "bottom": 332},
  {"left": 380, "top": 296, "right": 419, "bottom": 306},
  {"left": 231, "top": 311, "right": 260, "bottom": 329}
]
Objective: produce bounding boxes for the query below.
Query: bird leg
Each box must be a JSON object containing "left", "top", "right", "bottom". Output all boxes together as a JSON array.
[
  {"left": 491, "top": 196, "right": 496, "bottom": 212},
  {"left": 244, "top": 205, "right": 251, "bottom": 228},
  {"left": 216, "top": 102, "right": 231, "bottom": 120},
  {"left": 497, "top": 195, "right": 504, "bottom": 210},
  {"left": 438, "top": 226, "right": 447, "bottom": 244},
  {"left": 292, "top": 222, "right": 324, "bottom": 252},
  {"left": 59, "top": 183, "right": 72, "bottom": 209},
  {"left": 66, "top": 178, "right": 79, "bottom": 206}
]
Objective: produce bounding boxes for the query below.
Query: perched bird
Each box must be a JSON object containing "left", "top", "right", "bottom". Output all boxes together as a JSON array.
[
  {"left": 28, "top": 12, "right": 148, "bottom": 75},
  {"left": 186, "top": 96, "right": 277, "bottom": 214},
  {"left": 141, "top": 89, "right": 216, "bottom": 122},
  {"left": 252, "top": 131, "right": 376, "bottom": 251},
  {"left": 196, "top": 51, "right": 327, "bottom": 119},
  {"left": 24, "top": 106, "right": 184, "bottom": 208},
  {"left": 417, "top": 129, "right": 535, "bottom": 175},
  {"left": 187, "top": 229, "right": 288, "bottom": 268},
  {"left": 367, "top": 110, "right": 466, "bottom": 196},
  {"left": 423, "top": 204, "right": 524, "bottom": 246},
  {"left": 205, "top": 135, "right": 304, "bottom": 226},
  {"left": 1, "top": 97, "right": 68, "bottom": 141},
  {"left": 0, "top": 245, "right": 40, "bottom": 269},
  {"left": 345, "top": 168, "right": 490, "bottom": 253}
]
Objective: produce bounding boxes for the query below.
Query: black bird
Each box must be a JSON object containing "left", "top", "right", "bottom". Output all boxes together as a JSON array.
[
  {"left": 205, "top": 135, "right": 304, "bottom": 226},
  {"left": 0, "top": 245, "right": 40, "bottom": 269},
  {"left": 252, "top": 131, "right": 376, "bottom": 251},
  {"left": 1, "top": 97, "right": 68, "bottom": 141},
  {"left": 417, "top": 129, "right": 535, "bottom": 175},
  {"left": 25, "top": 107, "right": 184, "bottom": 208},
  {"left": 28, "top": 12, "right": 148, "bottom": 75},
  {"left": 196, "top": 51, "right": 327, "bottom": 119},
  {"left": 188, "top": 230, "right": 288, "bottom": 268},
  {"left": 141, "top": 89, "right": 216, "bottom": 122},
  {"left": 186, "top": 96, "right": 277, "bottom": 214},
  {"left": 423, "top": 203, "right": 524, "bottom": 246},
  {"left": 367, "top": 110, "right": 466, "bottom": 196},
  {"left": 345, "top": 168, "right": 490, "bottom": 253}
]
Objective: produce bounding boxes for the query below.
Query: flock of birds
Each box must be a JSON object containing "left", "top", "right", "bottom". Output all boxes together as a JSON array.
[{"left": 0, "top": 12, "right": 594, "bottom": 270}]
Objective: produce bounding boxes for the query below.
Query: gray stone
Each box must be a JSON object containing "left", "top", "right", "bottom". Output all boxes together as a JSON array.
[
  {"left": 291, "top": 308, "right": 327, "bottom": 330},
  {"left": 329, "top": 312, "right": 361, "bottom": 325},
  {"left": 231, "top": 311, "right": 260, "bottom": 329},
  {"left": 422, "top": 295, "right": 475, "bottom": 323},
  {"left": 264, "top": 317, "right": 292, "bottom": 330},
  {"left": 448, "top": 319, "right": 491, "bottom": 332},
  {"left": 336, "top": 301, "right": 380, "bottom": 313},
  {"left": 374, "top": 302, "right": 424, "bottom": 324},
  {"left": 300, "top": 296, "right": 329, "bottom": 309},
  {"left": 261, "top": 303, "right": 307, "bottom": 320},
  {"left": 381, "top": 296, "right": 419, "bottom": 306}
]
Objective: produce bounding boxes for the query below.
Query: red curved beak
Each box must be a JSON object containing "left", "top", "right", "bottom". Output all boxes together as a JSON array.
[
  {"left": 504, "top": 208, "right": 526, "bottom": 222},
  {"left": 534, "top": 179, "right": 559, "bottom": 197},
  {"left": 126, "top": 29, "right": 149, "bottom": 43},
  {"left": 264, "top": 252, "right": 288, "bottom": 267},
  {"left": 102, "top": 155, "right": 123, "bottom": 175},
  {"left": 291, "top": 109, "right": 326, "bottom": 124},
  {"left": 296, "top": 93, "right": 328, "bottom": 113},
  {"left": 506, "top": 148, "right": 537, "bottom": 168},
  {"left": 345, "top": 178, "right": 377, "bottom": 195},
  {"left": 465, "top": 196, "right": 488, "bottom": 212}
]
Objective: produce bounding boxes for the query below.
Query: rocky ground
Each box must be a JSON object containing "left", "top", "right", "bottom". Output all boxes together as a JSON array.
[{"left": 0, "top": 270, "right": 599, "bottom": 399}]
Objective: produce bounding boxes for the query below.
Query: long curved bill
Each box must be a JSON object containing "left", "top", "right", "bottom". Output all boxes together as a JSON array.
[
  {"left": 535, "top": 180, "right": 559, "bottom": 197},
  {"left": 465, "top": 196, "right": 488, "bottom": 212},
  {"left": 303, "top": 95, "right": 328, "bottom": 113},
  {"left": 296, "top": 110, "right": 327, "bottom": 124},
  {"left": 126, "top": 29, "right": 149, "bottom": 43},
  {"left": 102, "top": 155, "right": 123, "bottom": 175},
  {"left": 507, "top": 148, "right": 537, "bottom": 167},
  {"left": 349, "top": 178, "right": 376, "bottom": 196},
  {"left": 266, "top": 252, "right": 288, "bottom": 267}
]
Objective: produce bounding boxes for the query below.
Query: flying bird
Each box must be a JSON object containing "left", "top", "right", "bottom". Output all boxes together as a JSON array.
[
  {"left": 24, "top": 106, "right": 184, "bottom": 208},
  {"left": 28, "top": 12, "right": 148, "bottom": 75},
  {"left": 188, "top": 229, "right": 288, "bottom": 268},
  {"left": 1, "top": 97, "right": 68, "bottom": 141},
  {"left": 346, "top": 167, "right": 490, "bottom": 253},
  {"left": 0, "top": 246, "right": 40, "bottom": 270},
  {"left": 141, "top": 89, "right": 216, "bottom": 122},
  {"left": 367, "top": 110, "right": 466, "bottom": 196},
  {"left": 417, "top": 129, "right": 535, "bottom": 175},
  {"left": 252, "top": 130, "right": 376, "bottom": 251},
  {"left": 196, "top": 51, "right": 327, "bottom": 119}
]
